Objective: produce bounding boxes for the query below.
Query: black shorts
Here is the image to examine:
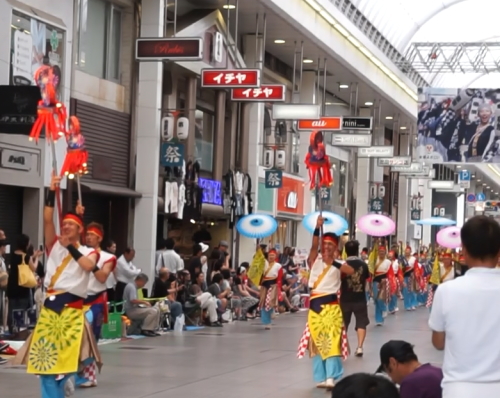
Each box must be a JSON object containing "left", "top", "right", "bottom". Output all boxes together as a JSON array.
[{"left": 340, "top": 301, "right": 370, "bottom": 330}]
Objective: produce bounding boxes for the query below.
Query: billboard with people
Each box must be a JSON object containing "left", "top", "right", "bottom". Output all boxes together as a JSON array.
[{"left": 417, "top": 88, "right": 500, "bottom": 163}]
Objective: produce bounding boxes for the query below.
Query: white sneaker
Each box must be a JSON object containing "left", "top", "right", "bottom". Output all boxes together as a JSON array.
[
  {"left": 64, "top": 377, "right": 75, "bottom": 397},
  {"left": 355, "top": 347, "right": 363, "bottom": 357},
  {"left": 79, "top": 381, "right": 97, "bottom": 388},
  {"left": 326, "top": 378, "right": 335, "bottom": 389},
  {"left": 395, "top": 307, "right": 399, "bottom": 312},
  {"left": 316, "top": 381, "right": 328, "bottom": 388},
  {"left": 382, "top": 311, "right": 388, "bottom": 318}
]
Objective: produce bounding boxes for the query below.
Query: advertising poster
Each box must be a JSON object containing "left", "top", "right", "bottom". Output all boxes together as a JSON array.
[{"left": 417, "top": 88, "right": 500, "bottom": 163}]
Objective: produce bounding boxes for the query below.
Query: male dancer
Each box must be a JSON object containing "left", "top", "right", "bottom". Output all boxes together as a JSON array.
[
  {"left": 302, "top": 216, "right": 354, "bottom": 389},
  {"left": 401, "top": 246, "right": 417, "bottom": 311},
  {"left": 259, "top": 248, "right": 282, "bottom": 330},
  {"left": 13, "top": 174, "right": 101, "bottom": 398},
  {"left": 76, "top": 220, "right": 116, "bottom": 388},
  {"left": 372, "top": 247, "right": 392, "bottom": 326},
  {"left": 427, "top": 251, "right": 455, "bottom": 308}
]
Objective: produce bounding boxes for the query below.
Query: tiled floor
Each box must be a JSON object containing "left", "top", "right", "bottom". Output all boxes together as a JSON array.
[{"left": 0, "top": 304, "right": 442, "bottom": 398}]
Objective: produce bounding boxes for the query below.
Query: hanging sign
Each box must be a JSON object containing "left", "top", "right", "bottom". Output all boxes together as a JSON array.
[
  {"left": 265, "top": 169, "right": 283, "bottom": 188},
  {"left": 320, "top": 186, "right": 331, "bottom": 201},
  {"left": 201, "top": 69, "right": 260, "bottom": 88},
  {"left": 160, "top": 142, "right": 184, "bottom": 167},
  {"left": 342, "top": 117, "right": 373, "bottom": 130},
  {"left": 391, "top": 162, "right": 423, "bottom": 173},
  {"left": 231, "top": 85, "right": 286, "bottom": 102},
  {"left": 410, "top": 209, "right": 421, "bottom": 221},
  {"left": 370, "top": 198, "right": 383, "bottom": 213},
  {"left": 331, "top": 134, "right": 372, "bottom": 147},
  {"left": 358, "top": 146, "right": 394, "bottom": 158},
  {"left": 135, "top": 38, "right": 203, "bottom": 61},
  {"left": 296, "top": 117, "right": 342, "bottom": 131},
  {"left": 377, "top": 156, "right": 411, "bottom": 167},
  {"left": 458, "top": 170, "right": 471, "bottom": 189}
]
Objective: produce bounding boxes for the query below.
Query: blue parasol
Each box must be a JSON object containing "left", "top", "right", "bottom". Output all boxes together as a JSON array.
[{"left": 236, "top": 214, "right": 278, "bottom": 239}]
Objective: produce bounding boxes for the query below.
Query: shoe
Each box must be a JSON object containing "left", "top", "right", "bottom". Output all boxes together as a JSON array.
[
  {"left": 142, "top": 330, "right": 158, "bottom": 337},
  {"left": 64, "top": 377, "right": 75, "bottom": 397},
  {"left": 376, "top": 323, "right": 383, "bottom": 326},
  {"left": 0, "top": 357, "right": 8, "bottom": 365},
  {"left": 78, "top": 381, "right": 97, "bottom": 388},
  {"left": 316, "top": 381, "right": 327, "bottom": 388},
  {"left": 382, "top": 311, "right": 388, "bottom": 318},
  {"left": 237, "top": 317, "right": 247, "bottom": 321},
  {"left": 395, "top": 307, "right": 399, "bottom": 312},
  {"left": 326, "top": 378, "right": 335, "bottom": 390},
  {"left": 0, "top": 342, "right": 9, "bottom": 353},
  {"left": 209, "top": 322, "right": 223, "bottom": 327},
  {"left": 355, "top": 347, "right": 363, "bottom": 357},
  {"left": 291, "top": 307, "right": 299, "bottom": 313},
  {"left": 389, "top": 311, "right": 396, "bottom": 315},
  {"left": 265, "top": 326, "right": 271, "bottom": 330}
]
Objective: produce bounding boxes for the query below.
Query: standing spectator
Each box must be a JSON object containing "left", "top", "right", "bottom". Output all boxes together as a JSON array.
[
  {"left": 155, "top": 239, "right": 166, "bottom": 271},
  {"left": 340, "top": 240, "right": 370, "bottom": 357},
  {"left": 206, "top": 249, "right": 221, "bottom": 285},
  {"left": 0, "top": 239, "right": 7, "bottom": 334},
  {"left": 188, "top": 244, "right": 203, "bottom": 280},
  {"left": 105, "top": 239, "right": 117, "bottom": 302},
  {"left": 115, "top": 248, "right": 141, "bottom": 307},
  {"left": 429, "top": 215, "right": 500, "bottom": 397},
  {"left": 156, "top": 238, "right": 184, "bottom": 274},
  {"left": 200, "top": 243, "right": 209, "bottom": 276},
  {"left": 377, "top": 340, "right": 443, "bottom": 398}
]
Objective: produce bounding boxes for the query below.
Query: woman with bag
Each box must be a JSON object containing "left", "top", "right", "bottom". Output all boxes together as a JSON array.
[{"left": 6, "top": 234, "right": 41, "bottom": 335}]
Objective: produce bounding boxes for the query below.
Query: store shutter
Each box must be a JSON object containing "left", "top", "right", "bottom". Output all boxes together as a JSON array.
[
  {"left": 0, "top": 185, "right": 24, "bottom": 240},
  {"left": 71, "top": 193, "right": 110, "bottom": 236}
]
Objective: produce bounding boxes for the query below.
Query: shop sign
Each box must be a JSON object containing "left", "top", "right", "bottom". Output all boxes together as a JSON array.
[
  {"left": 358, "top": 146, "right": 394, "bottom": 158},
  {"left": 0, "top": 149, "right": 32, "bottom": 171},
  {"left": 135, "top": 38, "right": 203, "bottom": 61},
  {"left": 391, "top": 162, "right": 423, "bottom": 173},
  {"left": 201, "top": 69, "right": 260, "bottom": 88},
  {"left": 296, "top": 117, "right": 342, "bottom": 131},
  {"left": 273, "top": 104, "right": 320, "bottom": 120},
  {"left": 265, "top": 169, "right": 283, "bottom": 189},
  {"left": 160, "top": 142, "right": 184, "bottom": 167},
  {"left": 377, "top": 156, "right": 411, "bottom": 167},
  {"left": 231, "top": 85, "right": 285, "bottom": 102},
  {"left": 342, "top": 117, "right": 373, "bottom": 130},
  {"left": 320, "top": 186, "right": 331, "bottom": 201},
  {"left": 331, "top": 134, "right": 372, "bottom": 147},
  {"left": 198, "top": 178, "right": 223, "bottom": 206},
  {"left": 0, "top": 86, "right": 40, "bottom": 135},
  {"left": 277, "top": 176, "right": 304, "bottom": 214},
  {"left": 286, "top": 192, "right": 298, "bottom": 209},
  {"left": 410, "top": 209, "right": 421, "bottom": 221},
  {"left": 370, "top": 198, "right": 383, "bottom": 213}
]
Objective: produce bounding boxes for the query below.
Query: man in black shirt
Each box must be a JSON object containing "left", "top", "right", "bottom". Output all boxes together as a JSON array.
[{"left": 340, "top": 240, "right": 370, "bottom": 357}]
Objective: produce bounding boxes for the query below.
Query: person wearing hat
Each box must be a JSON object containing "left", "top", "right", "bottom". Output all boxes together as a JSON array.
[
  {"left": 331, "top": 373, "right": 400, "bottom": 398},
  {"left": 298, "top": 216, "right": 354, "bottom": 390},
  {"left": 258, "top": 247, "right": 283, "bottom": 329},
  {"left": 377, "top": 340, "right": 443, "bottom": 398},
  {"left": 188, "top": 243, "right": 209, "bottom": 280}
]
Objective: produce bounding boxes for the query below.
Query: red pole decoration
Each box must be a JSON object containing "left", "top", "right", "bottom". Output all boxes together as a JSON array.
[{"left": 304, "top": 131, "right": 333, "bottom": 190}]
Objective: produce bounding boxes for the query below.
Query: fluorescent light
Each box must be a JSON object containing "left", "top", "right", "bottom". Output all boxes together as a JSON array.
[
  {"left": 487, "top": 186, "right": 491, "bottom": 188},
  {"left": 334, "top": 24, "right": 349, "bottom": 37},
  {"left": 303, "top": 59, "right": 314, "bottom": 64},
  {"left": 400, "top": 126, "right": 407, "bottom": 130},
  {"left": 428, "top": 180, "right": 454, "bottom": 189},
  {"left": 348, "top": 36, "right": 361, "bottom": 48},
  {"left": 339, "top": 84, "right": 349, "bottom": 88},
  {"left": 320, "top": 10, "right": 336, "bottom": 25},
  {"left": 223, "top": 4, "right": 235, "bottom": 9},
  {"left": 305, "top": 0, "right": 322, "bottom": 11},
  {"left": 325, "top": 102, "right": 333, "bottom": 105},
  {"left": 364, "top": 101, "right": 373, "bottom": 106},
  {"left": 457, "top": 165, "right": 461, "bottom": 169},
  {"left": 274, "top": 39, "right": 285, "bottom": 44},
  {"left": 359, "top": 47, "right": 373, "bottom": 58},
  {"left": 386, "top": 116, "right": 393, "bottom": 120},
  {"left": 477, "top": 179, "right": 481, "bottom": 182},
  {"left": 190, "top": 219, "right": 196, "bottom": 224}
]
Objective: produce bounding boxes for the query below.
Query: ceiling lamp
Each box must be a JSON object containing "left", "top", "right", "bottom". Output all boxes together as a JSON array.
[
  {"left": 223, "top": 4, "right": 236, "bottom": 9},
  {"left": 274, "top": 39, "right": 285, "bottom": 44},
  {"left": 364, "top": 101, "right": 373, "bottom": 106},
  {"left": 303, "top": 59, "right": 314, "bottom": 64}
]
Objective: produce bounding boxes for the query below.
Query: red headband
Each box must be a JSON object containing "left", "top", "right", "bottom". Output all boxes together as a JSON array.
[
  {"left": 87, "top": 227, "right": 103, "bottom": 239},
  {"left": 63, "top": 214, "right": 84, "bottom": 228},
  {"left": 389, "top": 250, "right": 395, "bottom": 256},
  {"left": 268, "top": 249, "right": 277, "bottom": 255},
  {"left": 323, "top": 236, "right": 338, "bottom": 245},
  {"left": 441, "top": 253, "right": 452, "bottom": 259}
]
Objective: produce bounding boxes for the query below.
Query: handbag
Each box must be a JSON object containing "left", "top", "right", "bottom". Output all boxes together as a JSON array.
[{"left": 18, "top": 254, "right": 37, "bottom": 289}]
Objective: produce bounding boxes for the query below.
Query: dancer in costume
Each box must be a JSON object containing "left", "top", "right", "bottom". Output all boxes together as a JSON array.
[
  {"left": 371, "top": 246, "right": 392, "bottom": 326},
  {"left": 299, "top": 216, "right": 354, "bottom": 390},
  {"left": 259, "top": 248, "right": 283, "bottom": 329},
  {"left": 13, "top": 174, "right": 101, "bottom": 398},
  {"left": 76, "top": 220, "right": 116, "bottom": 388},
  {"left": 427, "top": 251, "right": 456, "bottom": 308},
  {"left": 414, "top": 253, "right": 428, "bottom": 306},
  {"left": 401, "top": 246, "right": 417, "bottom": 311},
  {"left": 387, "top": 250, "right": 399, "bottom": 314}
]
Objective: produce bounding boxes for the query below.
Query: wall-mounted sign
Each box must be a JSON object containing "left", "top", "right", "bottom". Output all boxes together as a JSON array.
[
  {"left": 296, "top": 117, "right": 342, "bottom": 131},
  {"left": 265, "top": 169, "right": 283, "bottom": 188},
  {"left": 201, "top": 69, "right": 260, "bottom": 88},
  {"left": 358, "top": 146, "right": 394, "bottom": 158},
  {"left": 135, "top": 38, "right": 203, "bottom": 61},
  {"left": 342, "top": 117, "right": 373, "bottom": 130},
  {"left": 198, "top": 178, "right": 223, "bottom": 206},
  {"left": 458, "top": 169, "right": 471, "bottom": 189},
  {"left": 320, "top": 186, "right": 331, "bottom": 201},
  {"left": 286, "top": 191, "right": 298, "bottom": 209},
  {"left": 273, "top": 104, "right": 320, "bottom": 120},
  {"left": 0, "top": 86, "right": 41, "bottom": 135},
  {"left": 331, "top": 134, "right": 372, "bottom": 147},
  {"left": 277, "top": 176, "right": 304, "bottom": 214},
  {"left": 400, "top": 166, "right": 431, "bottom": 176},
  {"left": 428, "top": 180, "right": 454, "bottom": 189},
  {"left": 466, "top": 193, "right": 476, "bottom": 203},
  {"left": 410, "top": 209, "right": 421, "bottom": 221},
  {"left": 12, "top": 30, "right": 32, "bottom": 84},
  {"left": 370, "top": 198, "right": 383, "bottom": 213},
  {"left": 231, "top": 85, "right": 286, "bottom": 102},
  {"left": 160, "top": 142, "right": 184, "bottom": 167},
  {"left": 476, "top": 192, "right": 486, "bottom": 202},
  {"left": 0, "top": 149, "right": 32, "bottom": 171},
  {"left": 377, "top": 156, "right": 411, "bottom": 167},
  {"left": 391, "top": 162, "right": 423, "bottom": 173}
]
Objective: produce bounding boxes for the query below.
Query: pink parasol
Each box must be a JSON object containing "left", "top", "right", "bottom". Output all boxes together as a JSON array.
[
  {"left": 357, "top": 214, "right": 395, "bottom": 237},
  {"left": 436, "top": 226, "right": 461, "bottom": 249}
]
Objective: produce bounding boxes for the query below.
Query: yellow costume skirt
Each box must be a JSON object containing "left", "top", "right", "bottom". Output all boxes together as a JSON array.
[
  {"left": 307, "top": 302, "right": 343, "bottom": 360},
  {"left": 12, "top": 305, "right": 101, "bottom": 375}
]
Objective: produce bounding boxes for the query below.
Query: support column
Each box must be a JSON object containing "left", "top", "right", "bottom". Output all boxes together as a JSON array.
[
  {"left": 213, "top": 91, "right": 226, "bottom": 181},
  {"left": 133, "top": 0, "right": 164, "bottom": 282},
  {"left": 185, "top": 76, "right": 197, "bottom": 159},
  {"left": 397, "top": 134, "right": 410, "bottom": 244}
]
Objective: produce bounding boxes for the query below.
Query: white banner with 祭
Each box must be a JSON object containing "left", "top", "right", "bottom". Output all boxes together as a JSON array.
[{"left": 417, "top": 87, "right": 500, "bottom": 163}]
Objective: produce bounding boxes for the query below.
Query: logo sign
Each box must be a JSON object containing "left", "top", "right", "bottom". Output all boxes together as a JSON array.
[
  {"left": 0, "top": 86, "right": 41, "bottom": 135},
  {"left": 160, "top": 142, "right": 184, "bottom": 167},
  {"left": 400, "top": 166, "right": 431, "bottom": 177},
  {"left": 391, "top": 162, "right": 423, "bottom": 173},
  {"left": 467, "top": 193, "right": 476, "bottom": 203},
  {"left": 297, "top": 117, "right": 342, "bottom": 131},
  {"left": 201, "top": 69, "right": 260, "bottom": 88},
  {"left": 231, "top": 85, "right": 286, "bottom": 102},
  {"left": 358, "top": 146, "right": 394, "bottom": 158},
  {"left": 265, "top": 169, "right": 283, "bottom": 189},
  {"left": 0, "top": 149, "right": 32, "bottom": 171},
  {"left": 476, "top": 192, "right": 486, "bottom": 202},
  {"left": 320, "top": 186, "right": 331, "bottom": 201},
  {"left": 410, "top": 209, "right": 421, "bottom": 221},
  {"left": 136, "top": 38, "right": 203, "bottom": 61},
  {"left": 370, "top": 198, "right": 383, "bottom": 213},
  {"left": 331, "top": 134, "right": 372, "bottom": 147},
  {"left": 273, "top": 104, "right": 320, "bottom": 120},
  {"left": 377, "top": 156, "right": 411, "bottom": 167},
  {"left": 198, "top": 178, "right": 223, "bottom": 206},
  {"left": 342, "top": 117, "right": 373, "bottom": 130},
  {"left": 459, "top": 170, "right": 471, "bottom": 189},
  {"left": 286, "top": 191, "right": 298, "bottom": 209}
]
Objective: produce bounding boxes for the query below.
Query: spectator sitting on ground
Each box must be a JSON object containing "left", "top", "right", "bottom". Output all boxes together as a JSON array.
[
  {"left": 331, "top": 373, "right": 400, "bottom": 398},
  {"left": 190, "top": 271, "right": 207, "bottom": 295},
  {"left": 278, "top": 274, "right": 299, "bottom": 313},
  {"left": 123, "top": 273, "right": 160, "bottom": 337},
  {"left": 221, "top": 269, "right": 243, "bottom": 320},
  {"left": 151, "top": 268, "right": 184, "bottom": 329},
  {"left": 208, "top": 273, "right": 231, "bottom": 314},
  {"left": 175, "top": 270, "right": 191, "bottom": 306},
  {"left": 377, "top": 340, "right": 442, "bottom": 398}
]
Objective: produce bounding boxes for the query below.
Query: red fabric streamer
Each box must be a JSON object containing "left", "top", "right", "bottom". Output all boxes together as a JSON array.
[
  {"left": 387, "top": 266, "right": 398, "bottom": 296},
  {"left": 304, "top": 131, "right": 333, "bottom": 189},
  {"left": 60, "top": 116, "right": 88, "bottom": 177}
]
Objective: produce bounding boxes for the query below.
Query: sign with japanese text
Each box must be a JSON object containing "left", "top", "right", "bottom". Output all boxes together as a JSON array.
[
  {"left": 201, "top": 69, "right": 260, "bottom": 88},
  {"left": 136, "top": 38, "right": 203, "bottom": 61},
  {"left": 370, "top": 198, "right": 383, "bottom": 213},
  {"left": 331, "top": 134, "right": 372, "bottom": 147},
  {"left": 231, "top": 84, "right": 285, "bottom": 102},
  {"left": 342, "top": 117, "right": 373, "bottom": 130},
  {"left": 265, "top": 169, "right": 283, "bottom": 189},
  {"left": 358, "top": 146, "right": 394, "bottom": 158},
  {"left": 320, "top": 186, "right": 331, "bottom": 201},
  {"left": 160, "top": 142, "right": 184, "bottom": 167},
  {"left": 391, "top": 162, "right": 423, "bottom": 173},
  {"left": 296, "top": 117, "right": 342, "bottom": 131},
  {"left": 377, "top": 156, "right": 411, "bottom": 167},
  {"left": 0, "top": 86, "right": 40, "bottom": 135},
  {"left": 410, "top": 209, "right": 421, "bottom": 221}
]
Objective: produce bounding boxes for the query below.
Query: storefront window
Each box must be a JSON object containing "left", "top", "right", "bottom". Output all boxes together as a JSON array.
[
  {"left": 76, "top": 0, "right": 122, "bottom": 81},
  {"left": 331, "top": 158, "right": 347, "bottom": 207},
  {"left": 10, "top": 11, "right": 65, "bottom": 96},
  {"left": 195, "top": 109, "right": 214, "bottom": 172}
]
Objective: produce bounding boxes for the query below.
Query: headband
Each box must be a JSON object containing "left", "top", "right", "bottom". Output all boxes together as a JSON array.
[
  {"left": 268, "top": 249, "right": 277, "bottom": 255},
  {"left": 441, "top": 253, "right": 452, "bottom": 259},
  {"left": 87, "top": 226, "right": 103, "bottom": 239},
  {"left": 63, "top": 214, "right": 84, "bottom": 229},
  {"left": 322, "top": 236, "right": 338, "bottom": 245},
  {"left": 389, "top": 250, "right": 395, "bottom": 256}
]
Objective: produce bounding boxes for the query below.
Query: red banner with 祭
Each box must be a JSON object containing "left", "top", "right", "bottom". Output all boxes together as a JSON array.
[{"left": 201, "top": 69, "right": 261, "bottom": 88}]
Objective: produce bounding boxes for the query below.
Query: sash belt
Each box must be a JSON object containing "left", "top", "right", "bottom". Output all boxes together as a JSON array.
[
  {"left": 84, "top": 291, "right": 109, "bottom": 323},
  {"left": 44, "top": 291, "right": 84, "bottom": 314},
  {"left": 309, "top": 294, "right": 338, "bottom": 314},
  {"left": 262, "top": 279, "right": 277, "bottom": 289},
  {"left": 373, "top": 274, "right": 387, "bottom": 283}
]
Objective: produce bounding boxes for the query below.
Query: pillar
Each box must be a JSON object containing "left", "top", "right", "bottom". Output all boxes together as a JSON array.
[
  {"left": 213, "top": 90, "right": 226, "bottom": 181},
  {"left": 185, "top": 76, "right": 197, "bottom": 159},
  {"left": 397, "top": 134, "right": 410, "bottom": 244},
  {"left": 133, "top": 0, "right": 164, "bottom": 282}
]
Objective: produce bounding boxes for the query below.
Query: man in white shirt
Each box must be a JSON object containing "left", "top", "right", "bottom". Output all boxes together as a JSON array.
[
  {"left": 429, "top": 215, "right": 500, "bottom": 398},
  {"left": 156, "top": 238, "right": 184, "bottom": 275},
  {"left": 115, "top": 248, "right": 141, "bottom": 307}
]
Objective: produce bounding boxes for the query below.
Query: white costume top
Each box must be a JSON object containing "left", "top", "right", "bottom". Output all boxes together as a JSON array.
[
  {"left": 262, "top": 261, "right": 282, "bottom": 280},
  {"left": 440, "top": 263, "right": 455, "bottom": 283},
  {"left": 308, "top": 258, "right": 341, "bottom": 295},
  {"left": 407, "top": 256, "right": 416, "bottom": 269},
  {"left": 44, "top": 241, "right": 97, "bottom": 298},
  {"left": 374, "top": 259, "right": 391, "bottom": 275},
  {"left": 87, "top": 250, "right": 116, "bottom": 295},
  {"left": 392, "top": 260, "right": 399, "bottom": 273}
]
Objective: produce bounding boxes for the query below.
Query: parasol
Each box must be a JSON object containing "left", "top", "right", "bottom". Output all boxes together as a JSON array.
[
  {"left": 236, "top": 214, "right": 278, "bottom": 239},
  {"left": 302, "top": 211, "right": 348, "bottom": 236},
  {"left": 357, "top": 214, "right": 396, "bottom": 237},
  {"left": 436, "top": 226, "right": 461, "bottom": 249},
  {"left": 414, "top": 217, "right": 456, "bottom": 226}
]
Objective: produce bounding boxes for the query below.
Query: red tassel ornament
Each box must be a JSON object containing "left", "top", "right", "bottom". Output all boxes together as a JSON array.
[
  {"left": 304, "top": 131, "right": 333, "bottom": 189},
  {"left": 60, "top": 116, "right": 88, "bottom": 178}
]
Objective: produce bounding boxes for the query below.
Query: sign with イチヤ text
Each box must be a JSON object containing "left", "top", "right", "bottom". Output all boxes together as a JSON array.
[
  {"left": 231, "top": 85, "right": 286, "bottom": 102},
  {"left": 201, "top": 69, "right": 260, "bottom": 88}
]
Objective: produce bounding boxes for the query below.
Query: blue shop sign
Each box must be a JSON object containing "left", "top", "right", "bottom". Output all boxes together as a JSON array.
[
  {"left": 160, "top": 142, "right": 184, "bottom": 167},
  {"left": 198, "top": 177, "right": 223, "bottom": 206}
]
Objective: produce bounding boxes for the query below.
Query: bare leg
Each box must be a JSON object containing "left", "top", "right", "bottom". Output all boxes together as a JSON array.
[{"left": 357, "top": 328, "right": 366, "bottom": 349}]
